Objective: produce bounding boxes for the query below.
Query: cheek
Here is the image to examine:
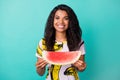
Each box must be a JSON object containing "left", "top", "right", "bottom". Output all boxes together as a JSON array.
[
  {"left": 65, "top": 20, "right": 69, "bottom": 24},
  {"left": 53, "top": 21, "right": 56, "bottom": 27},
  {"left": 53, "top": 20, "right": 57, "bottom": 25},
  {"left": 65, "top": 21, "right": 69, "bottom": 26}
]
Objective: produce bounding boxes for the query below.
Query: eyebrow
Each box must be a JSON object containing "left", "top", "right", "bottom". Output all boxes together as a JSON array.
[{"left": 54, "top": 15, "right": 68, "bottom": 18}]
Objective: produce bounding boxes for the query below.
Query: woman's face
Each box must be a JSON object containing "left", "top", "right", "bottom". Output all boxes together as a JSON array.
[{"left": 54, "top": 10, "right": 69, "bottom": 33}]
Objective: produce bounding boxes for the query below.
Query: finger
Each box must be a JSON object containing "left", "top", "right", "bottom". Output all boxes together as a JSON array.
[
  {"left": 77, "top": 60, "right": 84, "bottom": 64},
  {"left": 36, "top": 62, "right": 47, "bottom": 69},
  {"left": 73, "top": 60, "right": 82, "bottom": 65},
  {"left": 38, "top": 58, "right": 45, "bottom": 62},
  {"left": 72, "top": 61, "right": 79, "bottom": 67},
  {"left": 36, "top": 61, "right": 48, "bottom": 68},
  {"left": 74, "top": 60, "right": 84, "bottom": 67},
  {"left": 77, "top": 60, "right": 86, "bottom": 67},
  {"left": 36, "top": 60, "right": 46, "bottom": 67},
  {"left": 77, "top": 60, "right": 84, "bottom": 63},
  {"left": 36, "top": 59, "right": 45, "bottom": 65},
  {"left": 41, "top": 62, "right": 48, "bottom": 68}
]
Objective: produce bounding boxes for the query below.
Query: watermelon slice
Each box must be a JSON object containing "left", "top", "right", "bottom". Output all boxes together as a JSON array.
[{"left": 37, "top": 51, "right": 81, "bottom": 65}]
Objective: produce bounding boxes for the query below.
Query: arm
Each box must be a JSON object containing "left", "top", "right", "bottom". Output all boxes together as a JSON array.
[
  {"left": 36, "top": 39, "right": 48, "bottom": 75},
  {"left": 36, "top": 58, "right": 48, "bottom": 76},
  {"left": 72, "top": 55, "right": 86, "bottom": 71}
]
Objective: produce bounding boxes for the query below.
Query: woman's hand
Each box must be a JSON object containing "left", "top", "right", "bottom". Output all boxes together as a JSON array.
[
  {"left": 36, "top": 58, "right": 48, "bottom": 69},
  {"left": 72, "top": 55, "right": 86, "bottom": 71},
  {"left": 36, "top": 58, "right": 48, "bottom": 76},
  {"left": 72, "top": 60, "right": 86, "bottom": 71}
]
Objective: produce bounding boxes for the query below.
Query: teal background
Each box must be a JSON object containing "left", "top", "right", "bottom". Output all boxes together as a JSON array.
[{"left": 0, "top": 0, "right": 120, "bottom": 80}]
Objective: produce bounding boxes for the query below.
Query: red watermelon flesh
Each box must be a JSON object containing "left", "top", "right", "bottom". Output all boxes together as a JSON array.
[{"left": 42, "top": 51, "right": 81, "bottom": 65}]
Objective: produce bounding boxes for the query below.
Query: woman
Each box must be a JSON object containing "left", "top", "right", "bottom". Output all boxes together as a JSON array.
[{"left": 36, "top": 4, "right": 86, "bottom": 80}]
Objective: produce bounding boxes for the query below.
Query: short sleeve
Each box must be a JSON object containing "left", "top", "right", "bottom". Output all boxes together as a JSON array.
[
  {"left": 78, "top": 40, "right": 86, "bottom": 55},
  {"left": 35, "top": 38, "right": 46, "bottom": 58}
]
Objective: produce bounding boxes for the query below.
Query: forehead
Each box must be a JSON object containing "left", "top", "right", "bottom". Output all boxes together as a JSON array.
[{"left": 55, "top": 10, "right": 68, "bottom": 16}]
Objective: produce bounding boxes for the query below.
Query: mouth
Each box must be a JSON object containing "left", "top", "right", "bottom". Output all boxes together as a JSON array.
[{"left": 58, "top": 25, "right": 65, "bottom": 28}]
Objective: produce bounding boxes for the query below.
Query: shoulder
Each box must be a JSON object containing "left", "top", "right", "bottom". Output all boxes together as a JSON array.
[
  {"left": 38, "top": 38, "right": 47, "bottom": 50},
  {"left": 79, "top": 40, "right": 84, "bottom": 47},
  {"left": 78, "top": 39, "right": 84, "bottom": 47},
  {"left": 38, "top": 38, "right": 45, "bottom": 45},
  {"left": 79, "top": 39, "right": 86, "bottom": 55}
]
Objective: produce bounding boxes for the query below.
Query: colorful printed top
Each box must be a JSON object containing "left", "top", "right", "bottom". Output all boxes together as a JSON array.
[{"left": 36, "top": 38, "right": 85, "bottom": 80}]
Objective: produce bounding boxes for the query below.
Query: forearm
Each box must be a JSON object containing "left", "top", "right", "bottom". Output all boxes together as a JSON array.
[
  {"left": 36, "top": 58, "right": 48, "bottom": 76},
  {"left": 36, "top": 67, "right": 46, "bottom": 76}
]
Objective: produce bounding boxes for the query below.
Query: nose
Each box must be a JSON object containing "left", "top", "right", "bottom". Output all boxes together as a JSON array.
[{"left": 59, "top": 19, "right": 64, "bottom": 24}]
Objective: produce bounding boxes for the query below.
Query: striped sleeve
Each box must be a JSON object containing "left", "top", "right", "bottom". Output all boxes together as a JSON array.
[
  {"left": 79, "top": 40, "right": 86, "bottom": 55},
  {"left": 36, "top": 39, "right": 44, "bottom": 58}
]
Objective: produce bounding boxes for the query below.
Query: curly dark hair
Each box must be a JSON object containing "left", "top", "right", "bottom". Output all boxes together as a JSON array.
[{"left": 44, "top": 4, "right": 82, "bottom": 51}]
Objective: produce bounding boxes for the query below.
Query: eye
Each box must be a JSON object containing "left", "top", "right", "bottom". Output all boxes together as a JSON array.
[
  {"left": 55, "top": 16, "right": 59, "bottom": 19},
  {"left": 64, "top": 16, "right": 69, "bottom": 20}
]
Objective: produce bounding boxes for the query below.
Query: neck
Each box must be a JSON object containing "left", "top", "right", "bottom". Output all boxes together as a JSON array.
[{"left": 55, "top": 32, "right": 67, "bottom": 42}]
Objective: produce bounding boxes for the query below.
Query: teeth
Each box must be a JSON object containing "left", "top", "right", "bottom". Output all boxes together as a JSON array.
[{"left": 58, "top": 25, "right": 64, "bottom": 28}]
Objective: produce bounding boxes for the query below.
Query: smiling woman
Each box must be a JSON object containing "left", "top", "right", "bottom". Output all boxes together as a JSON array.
[
  {"left": 54, "top": 10, "right": 69, "bottom": 34},
  {"left": 35, "top": 4, "right": 86, "bottom": 80},
  {"left": 1, "top": 0, "right": 120, "bottom": 80}
]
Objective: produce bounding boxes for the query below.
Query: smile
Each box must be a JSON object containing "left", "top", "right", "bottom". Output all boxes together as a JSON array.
[{"left": 58, "top": 25, "right": 65, "bottom": 28}]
